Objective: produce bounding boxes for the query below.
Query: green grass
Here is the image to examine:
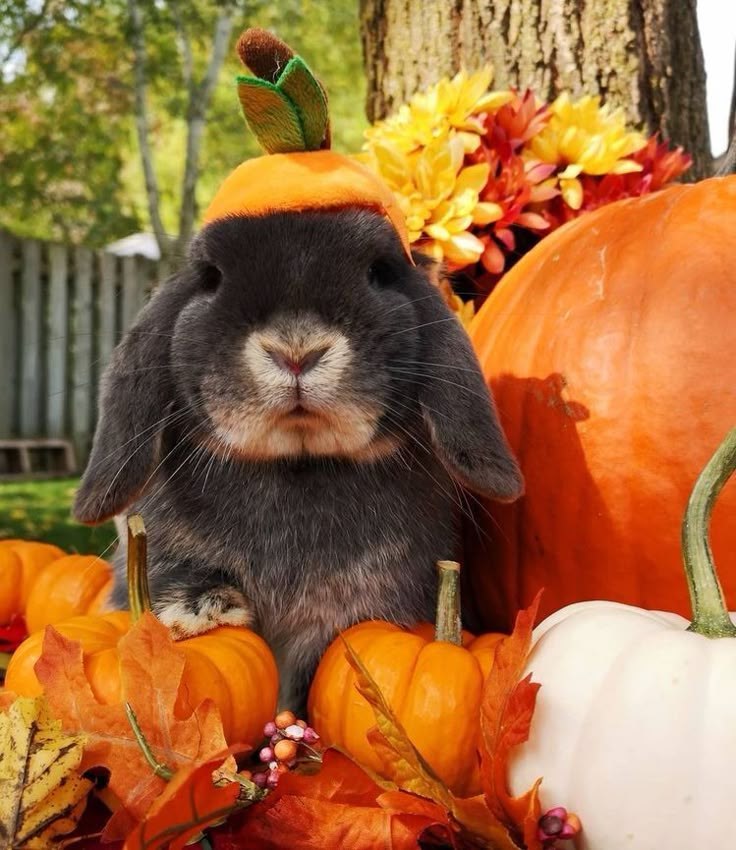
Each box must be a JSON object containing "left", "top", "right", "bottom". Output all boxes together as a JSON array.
[{"left": 0, "top": 478, "right": 118, "bottom": 555}]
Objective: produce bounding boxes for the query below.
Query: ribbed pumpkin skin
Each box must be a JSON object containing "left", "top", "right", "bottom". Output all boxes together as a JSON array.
[
  {"left": 467, "top": 177, "right": 736, "bottom": 630},
  {"left": 5, "top": 612, "right": 278, "bottom": 747},
  {"left": 25, "top": 555, "right": 113, "bottom": 633},
  {"left": 307, "top": 621, "right": 502, "bottom": 797},
  {"left": 0, "top": 540, "right": 66, "bottom": 623},
  {"left": 0, "top": 540, "right": 112, "bottom": 629}
]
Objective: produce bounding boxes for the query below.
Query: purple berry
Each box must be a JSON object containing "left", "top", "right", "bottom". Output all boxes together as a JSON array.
[
  {"left": 252, "top": 772, "right": 268, "bottom": 788},
  {"left": 263, "top": 721, "right": 277, "bottom": 737},
  {"left": 259, "top": 746, "right": 274, "bottom": 763},
  {"left": 266, "top": 769, "right": 280, "bottom": 789},
  {"left": 270, "top": 732, "right": 282, "bottom": 745},
  {"left": 303, "top": 727, "right": 320, "bottom": 744}
]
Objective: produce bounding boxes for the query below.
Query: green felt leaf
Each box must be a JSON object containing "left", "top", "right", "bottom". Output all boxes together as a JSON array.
[
  {"left": 277, "top": 56, "right": 328, "bottom": 151},
  {"left": 237, "top": 77, "right": 306, "bottom": 154},
  {"left": 236, "top": 56, "right": 329, "bottom": 154}
]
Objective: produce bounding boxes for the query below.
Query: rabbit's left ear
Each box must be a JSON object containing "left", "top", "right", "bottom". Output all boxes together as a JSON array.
[{"left": 416, "top": 286, "right": 523, "bottom": 501}]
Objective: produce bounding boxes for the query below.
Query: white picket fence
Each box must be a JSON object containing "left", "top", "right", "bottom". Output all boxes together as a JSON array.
[{"left": 0, "top": 230, "right": 165, "bottom": 466}]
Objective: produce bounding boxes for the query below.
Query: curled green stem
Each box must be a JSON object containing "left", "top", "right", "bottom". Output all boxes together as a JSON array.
[
  {"left": 125, "top": 702, "right": 174, "bottom": 781},
  {"left": 682, "top": 426, "right": 736, "bottom": 638}
]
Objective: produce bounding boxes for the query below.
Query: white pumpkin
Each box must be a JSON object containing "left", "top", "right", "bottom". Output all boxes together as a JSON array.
[{"left": 509, "top": 427, "right": 736, "bottom": 850}]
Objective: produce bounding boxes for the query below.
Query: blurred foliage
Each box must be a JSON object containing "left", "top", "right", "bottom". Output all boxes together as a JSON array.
[
  {"left": 0, "top": 478, "right": 117, "bottom": 555},
  {"left": 0, "top": 0, "right": 366, "bottom": 246}
]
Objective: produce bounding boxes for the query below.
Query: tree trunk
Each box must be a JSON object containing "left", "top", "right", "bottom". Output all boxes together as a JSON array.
[
  {"left": 174, "top": 6, "right": 235, "bottom": 260},
  {"left": 127, "top": 0, "right": 171, "bottom": 263},
  {"left": 360, "top": 0, "right": 712, "bottom": 178}
]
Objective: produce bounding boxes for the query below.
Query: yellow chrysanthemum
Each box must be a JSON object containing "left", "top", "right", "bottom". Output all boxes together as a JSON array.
[
  {"left": 528, "top": 93, "right": 647, "bottom": 209},
  {"left": 365, "top": 67, "right": 513, "bottom": 155},
  {"left": 368, "top": 133, "right": 497, "bottom": 266}
]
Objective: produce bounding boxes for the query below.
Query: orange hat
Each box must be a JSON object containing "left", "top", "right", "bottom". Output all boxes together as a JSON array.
[{"left": 202, "top": 29, "right": 412, "bottom": 262}]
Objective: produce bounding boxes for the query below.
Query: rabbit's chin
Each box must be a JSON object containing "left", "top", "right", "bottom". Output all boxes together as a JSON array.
[{"left": 207, "top": 405, "right": 401, "bottom": 461}]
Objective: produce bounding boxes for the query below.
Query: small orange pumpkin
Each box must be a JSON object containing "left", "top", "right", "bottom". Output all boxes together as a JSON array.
[
  {"left": 0, "top": 539, "right": 113, "bottom": 634},
  {"left": 5, "top": 517, "right": 278, "bottom": 748},
  {"left": 307, "top": 561, "right": 504, "bottom": 797}
]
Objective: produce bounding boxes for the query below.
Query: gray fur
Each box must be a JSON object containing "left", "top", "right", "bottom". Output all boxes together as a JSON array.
[{"left": 74, "top": 210, "right": 522, "bottom": 709}]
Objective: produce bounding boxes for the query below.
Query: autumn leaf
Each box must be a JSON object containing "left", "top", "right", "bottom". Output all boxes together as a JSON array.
[
  {"left": 0, "top": 695, "right": 93, "bottom": 849},
  {"left": 478, "top": 594, "right": 543, "bottom": 850},
  {"left": 214, "top": 748, "right": 451, "bottom": 850},
  {"left": 124, "top": 748, "right": 247, "bottom": 850},
  {"left": 34, "top": 613, "right": 228, "bottom": 842},
  {"left": 343, "top": 636, "right": 517, "bottom": 850},
  {"left": 342, "top": 635, "right": 454, "bottom": 808}
]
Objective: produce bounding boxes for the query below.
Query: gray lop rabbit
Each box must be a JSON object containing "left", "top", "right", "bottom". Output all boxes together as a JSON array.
[{"left": 74, "top": 209, "right": 523, "bottom": 708}]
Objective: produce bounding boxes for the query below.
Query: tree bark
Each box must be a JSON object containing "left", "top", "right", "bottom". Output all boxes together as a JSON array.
[
  {"left": 127, "top": 0, "right": 171, "bottom": 262},
  {"left": 174, "top": 5, "right": 235, "bottom": 258},
  {"left": 723, "top": 50, "right": 736, "bottom": 173},
  {"left": 361, "top": 0, "right": 712, "bottom": 178}
]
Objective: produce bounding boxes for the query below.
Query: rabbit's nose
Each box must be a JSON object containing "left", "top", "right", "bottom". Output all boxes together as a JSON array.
[{"left": 267, "top": 347, "right": 329, "bottom": 376}]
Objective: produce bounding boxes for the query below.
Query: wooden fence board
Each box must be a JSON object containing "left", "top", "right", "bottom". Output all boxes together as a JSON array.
[
  {"left": 0, "top": 232, "right": 16, "bottom": 436},
  {"left": 97, "top": 250, "right": 117, "bottom": 374},
  {"left": 72, "top": 247, "right": 93, "bottom": 460},
  {"left": 46, "top": 243, "right": 69, "bottom": 437},
  {"left": 121, "top": 256, "right": 145, "bottom": 331},
  {"left": 4, "top": 231, "right": 162, "bottom": 464},
  {"left": 20, "top": 240, "right": 42, "bottom": 436}
]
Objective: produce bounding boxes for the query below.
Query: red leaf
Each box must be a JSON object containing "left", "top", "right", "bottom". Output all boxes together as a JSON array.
[
  {"left": 478, "top": 593, "right": 544, "bottom": 850},
  {"left": 213, "top": 749, "right": 448, "bottom": 850},
  {"left": 124, "top": 749, "right": 244, "bottom": 850}
]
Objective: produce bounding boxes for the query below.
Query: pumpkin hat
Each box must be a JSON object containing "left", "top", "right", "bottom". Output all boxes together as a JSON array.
[{"left": 203, "top": 28, "right": 412, "bottom": 261}]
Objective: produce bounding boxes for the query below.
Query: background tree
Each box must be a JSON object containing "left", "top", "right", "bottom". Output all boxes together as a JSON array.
[
  {"left": 360, "top": 0, "right": 712, "bottom": 178},
  {"left": 0, "top": 0, "right": 366, "bottom": 248},
  {"left": 0, "top": 1, "right": 139, "bottom": 243}
]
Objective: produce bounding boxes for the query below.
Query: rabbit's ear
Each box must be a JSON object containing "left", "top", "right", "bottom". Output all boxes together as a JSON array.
[
  {"left": 74, "top": 283, "right": 185, "bottom": 524},
  {"left": 416, "top": 287, "right": 523, "bottom": 501}
]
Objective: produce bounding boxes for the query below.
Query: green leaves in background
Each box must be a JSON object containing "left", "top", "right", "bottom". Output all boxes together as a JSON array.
[{"left": 0, "top": 0, "right": 366, "bottom": 247}]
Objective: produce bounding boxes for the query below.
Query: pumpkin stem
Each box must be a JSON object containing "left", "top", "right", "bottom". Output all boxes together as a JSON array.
[
  {"left": 434, "top": 560, "right": 462, "bottom": 645},
  {"left": 127, "top": 515, "right": 151, "bottom": 623},
  {"left": 683, "top": 426, "right": 736, "bottom": 638}
]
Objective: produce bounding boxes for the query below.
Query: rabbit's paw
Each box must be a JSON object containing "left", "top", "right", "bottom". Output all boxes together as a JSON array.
[{"left": 156, "top": 586, "right": 253, "bottom": 639}]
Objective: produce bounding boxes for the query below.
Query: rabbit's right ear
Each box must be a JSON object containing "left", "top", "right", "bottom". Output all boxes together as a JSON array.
[{"left": 73, "top": 282, "right": 186, "bottom": 525}]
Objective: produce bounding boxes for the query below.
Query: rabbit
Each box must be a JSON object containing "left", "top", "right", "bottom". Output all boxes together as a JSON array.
[{"left": 74, "top": 208, "right": 523, "bottom": 710}]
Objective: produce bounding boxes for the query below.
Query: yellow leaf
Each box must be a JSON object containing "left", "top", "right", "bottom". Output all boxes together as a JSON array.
[
  {"left": 0, "top": 696, "right": 92, "bottom": 849},
  {"left": 340, "top": 636, "right": 454, "bottom": 811}
]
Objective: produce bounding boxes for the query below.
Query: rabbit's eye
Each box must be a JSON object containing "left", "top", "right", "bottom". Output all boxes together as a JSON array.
[
  {"left": 368, "top": 261, "right": 394, "bottom": 289},
  {"left": 200, "top": 264, "right": 222, "bottom": 293}
]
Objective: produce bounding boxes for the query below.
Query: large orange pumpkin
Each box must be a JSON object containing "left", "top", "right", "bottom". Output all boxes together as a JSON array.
[
  {"left": 466, "top": 176, "right": 736, "bottom": 630},
  {"left": 5, "top": 518, "right": 278, "bottom": 747},
  {"left": 308, "top": 562, "right": 503, "bottom": 797},
  {"left": 0, "top": 539, "right": 113, "bottom": 633}
]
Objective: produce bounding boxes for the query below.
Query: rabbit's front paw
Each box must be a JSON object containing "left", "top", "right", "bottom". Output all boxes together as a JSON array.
[{"left": 156, "top": 586, "right": 253, "bottom": 639}]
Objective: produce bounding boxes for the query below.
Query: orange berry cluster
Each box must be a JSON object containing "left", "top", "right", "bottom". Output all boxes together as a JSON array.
[{"left": 251, "top": 710, "right": 320, "bottom": 789}]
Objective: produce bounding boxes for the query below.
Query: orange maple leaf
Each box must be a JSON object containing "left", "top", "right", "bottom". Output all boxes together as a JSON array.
[
  {"left": 214, "top": 748, "right": 452, "bottom": 850},
  {"left": 478, "top": 592, "right": 543, "bottom": 850},
  {"left": 34, "top": 612, "right": 229, "bottom": 842},
  {"left": 124, "top": 748, "right": 244, "bottom": 850}
]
